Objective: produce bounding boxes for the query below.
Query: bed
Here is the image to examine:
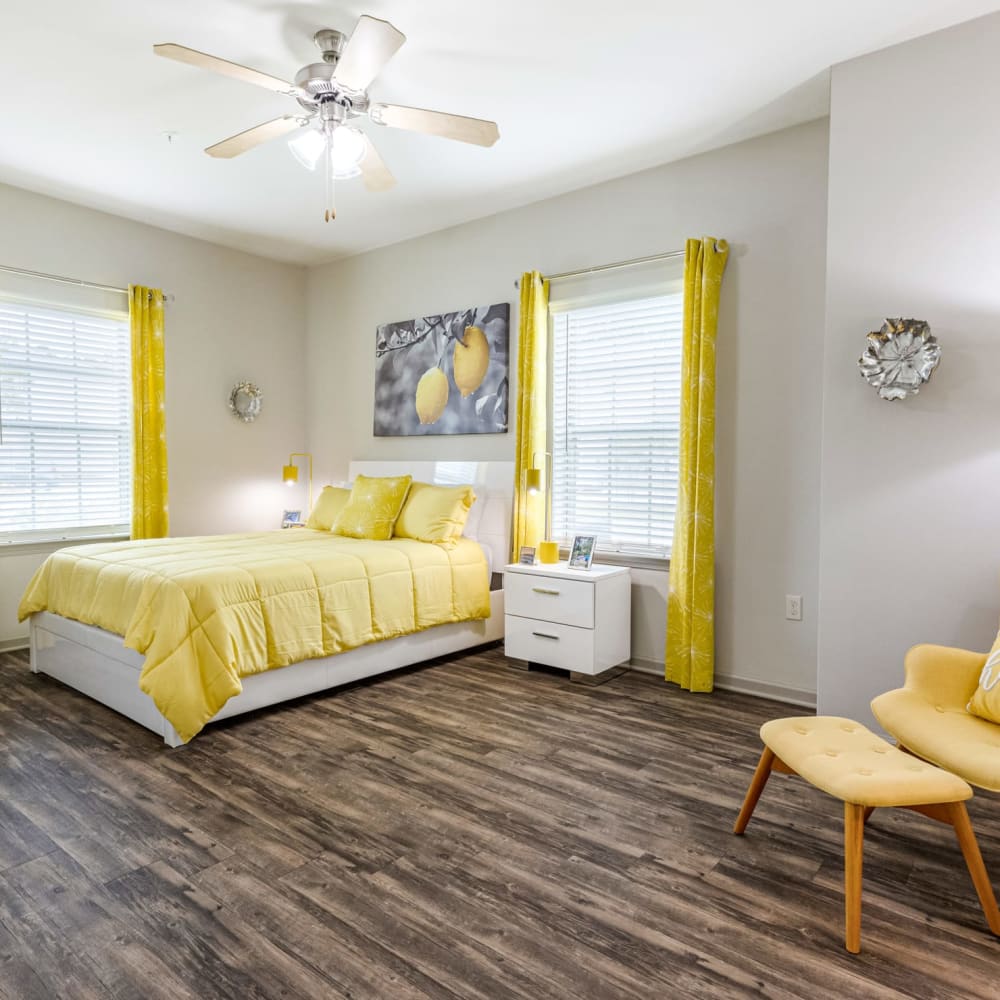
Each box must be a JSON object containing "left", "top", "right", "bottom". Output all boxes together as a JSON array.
[{"left": 23, "top": 460, "right": 512, "bottom": 747}]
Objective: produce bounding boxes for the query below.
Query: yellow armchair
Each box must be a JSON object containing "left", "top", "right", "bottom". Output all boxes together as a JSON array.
[{"left": 871, "top": 644, "right": 1000, "bottom": 792}]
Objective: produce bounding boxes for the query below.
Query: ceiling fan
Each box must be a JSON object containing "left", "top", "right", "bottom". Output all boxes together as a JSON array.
[{"left": 154, "top": 15, "right": 500, "bottom": 221}]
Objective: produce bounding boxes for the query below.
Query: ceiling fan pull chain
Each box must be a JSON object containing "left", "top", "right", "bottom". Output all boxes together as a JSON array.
[{"left": 325, "top": 132, "right": 336, "bottom": 222}]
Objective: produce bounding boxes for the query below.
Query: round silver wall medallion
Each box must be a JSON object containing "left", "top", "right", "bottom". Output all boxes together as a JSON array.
[{"left": 228, "top": 381, "right": 262, "bottom": 422}]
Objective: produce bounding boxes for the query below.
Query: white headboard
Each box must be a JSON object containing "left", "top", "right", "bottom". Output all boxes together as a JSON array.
[{"left": 347, "top": 460, "right": 513, "bottom": 572}]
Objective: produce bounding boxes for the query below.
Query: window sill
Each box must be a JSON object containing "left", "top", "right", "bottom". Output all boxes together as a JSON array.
[
  {"left": 561, "top": 548, "right": 670, "bottom": 572},
  {"left": 0, "top": 533, "right": 129, "bottom": 556}
]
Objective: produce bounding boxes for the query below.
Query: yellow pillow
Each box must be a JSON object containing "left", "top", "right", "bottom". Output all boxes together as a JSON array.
[
  {"left": 394, "top": 482, "right": 476, "bottom": 547},
  {"left": 967, "top": 631, "right": 1000, "bottom": 723},
  {"left": 333, "top": 474, "right": 413, "bottom": 540},
  {"left": 305, "top": 486, "right": 351, "bottom": 531}
]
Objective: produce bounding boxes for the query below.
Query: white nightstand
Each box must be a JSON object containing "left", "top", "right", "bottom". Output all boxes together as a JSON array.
[{"left": 503, "top": 561, "right": 631, "bottom": 684}]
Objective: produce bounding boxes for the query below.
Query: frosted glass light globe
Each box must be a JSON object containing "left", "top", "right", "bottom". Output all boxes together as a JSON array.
[
  {"left": 288, "top": 127, "right": 326, "bottom": 171},
  {"left": 330, "top": 126, "right": 366, "bottom": 179}
]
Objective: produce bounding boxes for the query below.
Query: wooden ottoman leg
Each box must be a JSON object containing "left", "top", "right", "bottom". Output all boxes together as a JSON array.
[
  {"left": 946, "top": 802, "right": 1000, "bottom": 936},
  {"left": 844, "top": 802, "right": 865, "bottom": 954},
  {"left": 734, "top": 747, "right": 775, "bottom": 835}
]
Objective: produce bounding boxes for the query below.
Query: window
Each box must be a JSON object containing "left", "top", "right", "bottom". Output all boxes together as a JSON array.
[
  {"left": 550, "top": 266, "right": 682, "bottom": 559},
  {"left": 0, "top": 298, "right": 131, "bottom": 542}
]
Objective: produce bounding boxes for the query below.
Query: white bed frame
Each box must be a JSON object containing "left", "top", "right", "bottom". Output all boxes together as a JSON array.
[{"left": 28, "top": 460, "right": 513, "bottom": 747}]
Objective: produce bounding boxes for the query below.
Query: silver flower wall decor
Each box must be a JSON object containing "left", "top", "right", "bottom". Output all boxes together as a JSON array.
[
  {"left": 858, "top": 318, "right": 941, "bottom": 400},
  {"left": 228, "top": 381, "right": 263, "bottom": 422}
]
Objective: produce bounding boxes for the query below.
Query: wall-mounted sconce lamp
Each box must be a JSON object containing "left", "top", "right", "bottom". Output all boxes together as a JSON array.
[{"left": 282, "top": 452, "right": 313, "bottom": 512}]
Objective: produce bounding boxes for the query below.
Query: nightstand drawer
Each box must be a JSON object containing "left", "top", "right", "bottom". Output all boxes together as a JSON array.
[
  {"left": 504, "top": 615, "right": 594, "bottom": 672},
  {"left": 504, "top": 572, "right": 595, "bottom": 628}
]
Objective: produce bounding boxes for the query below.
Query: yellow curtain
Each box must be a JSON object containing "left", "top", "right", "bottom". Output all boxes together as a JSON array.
[
  {"left": 665, "top": 238, "right": 729, "bottom": 691},
  {"left": 511, "top": 271, "right": 549, "bottom": 559},
  {"left": 129, "top": 286, "right": 169, "bottom": 539}
]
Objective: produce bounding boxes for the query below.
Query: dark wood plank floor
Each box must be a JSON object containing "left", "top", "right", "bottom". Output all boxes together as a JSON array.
[{"left": 1, "top": 645, "right": 998, "bottom": 999}]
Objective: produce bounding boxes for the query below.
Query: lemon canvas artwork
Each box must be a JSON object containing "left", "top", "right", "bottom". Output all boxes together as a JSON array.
[{"left": 374, "top": 303, "right": 509, "bottom": 436}]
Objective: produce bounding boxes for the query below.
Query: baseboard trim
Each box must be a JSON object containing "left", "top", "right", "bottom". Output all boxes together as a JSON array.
[
  {"left": 628, "top": 656, "right": 664, "bottom": 676},
  {"left": 3, "top": 641, "right": 818, "bottom": 707},
  {"left": 713, "top": 674, "right": 816, "bottom": 709},
  {"left": 629, "top": 656, "right": 816, "bottom": 709}
]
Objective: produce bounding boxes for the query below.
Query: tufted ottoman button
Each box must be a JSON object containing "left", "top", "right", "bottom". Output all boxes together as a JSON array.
[{"left": 859, "top": 769, "right": 873, "bottom": 776}]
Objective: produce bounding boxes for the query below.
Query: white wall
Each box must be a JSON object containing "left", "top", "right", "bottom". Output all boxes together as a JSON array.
[
  {"left": 0, "top": 184, "right": 307, "bottom": 646},
  {"left": 818, "top": 13, "right": 1000, "bottom": 724},
  {"left": 307, "top": 120, "right": 830, "bottom": 698},
  {"left": 1, "top": 119, "right": 832, "bottom": 697}
]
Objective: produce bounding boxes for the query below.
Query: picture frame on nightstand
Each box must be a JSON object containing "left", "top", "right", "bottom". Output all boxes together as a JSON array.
[
  {"left": 518, "top": 546, "right": 536, "bottom": 565},
  {"left": 568, "top": 535, "right": 596, "bottom": 570}
]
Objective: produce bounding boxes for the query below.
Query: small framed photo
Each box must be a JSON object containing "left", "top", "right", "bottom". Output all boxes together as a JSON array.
[
  {"left": 518, "top": 545, "right": 536, "bottom": 565},
  {"left": 568, "top": 535, "right": 596, "bottom": 571},
  {"left": 281, "top": 510, "right": 303, "bottom": 529}
]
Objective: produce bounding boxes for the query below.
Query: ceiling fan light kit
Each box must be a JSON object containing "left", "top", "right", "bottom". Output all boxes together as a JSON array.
[
  {"left": 288, "top": 122, "right": 366, "bottom": 176},
  {"left": 153, "top": 15, "right": 500, "bottom": 222}
]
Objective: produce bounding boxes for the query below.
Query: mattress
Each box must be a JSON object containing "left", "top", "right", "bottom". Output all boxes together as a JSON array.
[{"left": 19, "top": 530, "right": 490, "bottom": 742}]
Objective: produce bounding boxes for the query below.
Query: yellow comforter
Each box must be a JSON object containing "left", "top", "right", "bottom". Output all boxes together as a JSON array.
[{"left": 18, "top": 530, "right": 491, "bottom": 742}]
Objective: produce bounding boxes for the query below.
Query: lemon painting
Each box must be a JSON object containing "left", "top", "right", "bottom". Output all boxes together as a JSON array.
[{"left": 374, "top": 303, "right": 509, "bottom": 436}]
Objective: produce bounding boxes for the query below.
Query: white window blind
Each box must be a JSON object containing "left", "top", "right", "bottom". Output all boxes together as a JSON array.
[
  {"left": 0, "top": 298, "right": 131, "bottom": 542},
  {"left": 551, "top": 291, "right": 682, "bottom": 559}
]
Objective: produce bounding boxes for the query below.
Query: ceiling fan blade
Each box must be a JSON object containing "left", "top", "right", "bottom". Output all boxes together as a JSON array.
[
  {"left": 369, "top": 104, "right": 499, "bottom": 147},
  {"left": 359, "top": 135, "right": 396, "bottom": 192},
  {"left": 205, "top": 116, "right": 304, "bottom": 158},
  {"left": 153, "top": 43, "right": 293, "bottom": 94},
  {"left": 332, "top": 16, "right": 405, "bottom": 92}
]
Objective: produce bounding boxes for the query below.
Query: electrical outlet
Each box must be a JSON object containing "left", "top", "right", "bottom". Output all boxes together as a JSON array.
[{"left": 786, "top": 595, "right": 802, "bottom": 621}]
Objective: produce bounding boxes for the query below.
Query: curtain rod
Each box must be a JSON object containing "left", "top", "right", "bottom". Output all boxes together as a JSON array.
[
  {"left": 513, "top": 249, "right": 686, "bottom": 289},
  {"left": 0, "top": 263, "right": 173, "bottom": 301}
]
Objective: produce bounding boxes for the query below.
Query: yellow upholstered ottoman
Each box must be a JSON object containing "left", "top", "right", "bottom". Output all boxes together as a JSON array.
[{"left": 734, "top": 716, "right": 1000, "bottom": 953}]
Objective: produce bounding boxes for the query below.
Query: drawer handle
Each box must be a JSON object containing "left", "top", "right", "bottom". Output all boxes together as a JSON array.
[
  {"left": 532, "top": 631, "right": 559, "bottom": 640},
  {"left": 531, "top": 587, "right": 560, "bottom": 595}
]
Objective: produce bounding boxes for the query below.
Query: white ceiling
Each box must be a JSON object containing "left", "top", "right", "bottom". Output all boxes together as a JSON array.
[{"left": 3, "top": 0, "right": 998, "bottom": 265}]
